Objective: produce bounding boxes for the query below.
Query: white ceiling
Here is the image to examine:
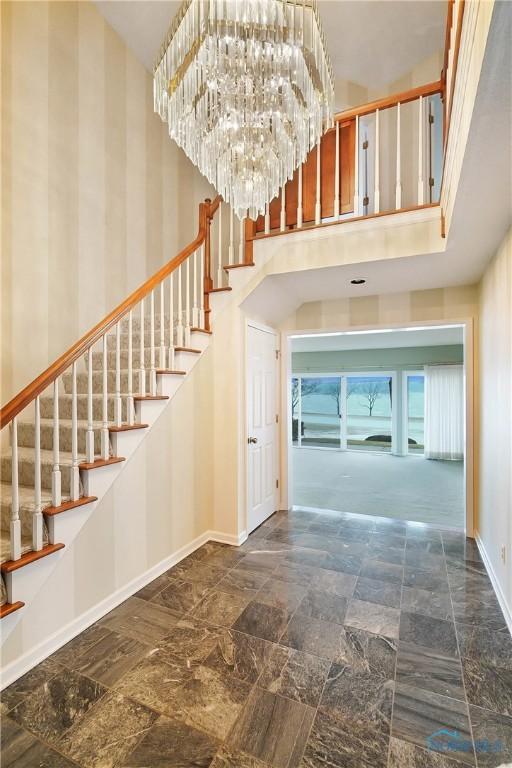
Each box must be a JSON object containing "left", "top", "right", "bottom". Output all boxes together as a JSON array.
[
  {"left": 94, "top": 1, "right": 445, "bottom": 89},
  {"left": 291, "top": 326, "right": 464, "bottom": 353},
  {"left": 318, "top": 1, "right": 445, "bottom": 89}
]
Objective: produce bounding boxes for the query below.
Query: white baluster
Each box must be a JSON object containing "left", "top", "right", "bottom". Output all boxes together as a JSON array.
[
  {"left": 139, "top": 298, "right": 146, "bottom": 395},
  {"left": 280, "top": 186, "right": 286, "bottom": 232},
  {"left": 374, "top": 108, "right": 380, "bottom": 214},
  {"left": 185, "top": 258, "right": 191, "bottom": 347},
  {"left": 354, "top": 115, "right": 360, "bottom": 215},
  {"left": 52, "top": 379, "right": 62, "bottom": 505},
  {"left": 297, "top": 165, "right": 303, "bottom": 228},
  {"left": 199, "top": 245, "right": 205, "bottom": 329},
  {"left": 395, "top": 102, "right": 402, "bottom": 210},
  {"left": 114, "top": 322, "right": 122, "bottom": 426},
  {"left": 228, "top": 206, "right": 234, "bottom": 265},
  {"left": 127, "top": 310, "right": 134, "bottom": 424},
  {"left": 334, "top": 121, "right": 340, "bottom": 217},
  {"left": 150, "top": 290, "right": 157, "bottom": 395},
  {"left": 169, "top": 273, "right": 175, "bottom": 368},
  {"left": 176, "top": 264, "right": 184, "bottom": 346},
  {"left": 217, "top": 201, "right": 223, "bottom": 287},
  {"left": 417, "top": 95, "right": 425, "bottom": 205},
  {"left": 315, "top": 141, "right": 321, "bottom": 225},
  {"left": 238, "top": 216, "right": 245, "bottom": 264},
  {"left": 86, "top": 348, "right": 95, "bottom": 463},
  {"left": 193, "top": 249, "right": 199, "bottom": 328},
  {"left": 264, "top": 203, "right": 270, "bottom": 234},
  {"left": 70, "top": 361, "right": 80, "bottom": 500},
  {"left": 10, "top": 417, "right": 21, "bottom": 560},
  {"left": 159, "top": 282, "right": 166, "bottom": 368},
  {"left": 33, "top": 397, "right": 43, "bottom": 550},
  {"left": 101, "top": 335, "right": 109, "bottom": 460}
]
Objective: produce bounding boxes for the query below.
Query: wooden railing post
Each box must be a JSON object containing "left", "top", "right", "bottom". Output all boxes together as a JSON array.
[
  {"left": 203, "top": 199, "right": 213, "bottom": 333},
  {"left": 244, "top": 219, "right": 256, "bottom": 265}
]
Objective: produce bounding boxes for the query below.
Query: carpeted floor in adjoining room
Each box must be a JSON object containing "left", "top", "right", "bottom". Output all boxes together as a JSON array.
[{"left": 293, "top": 448, "right": 464, "bottom": 528}]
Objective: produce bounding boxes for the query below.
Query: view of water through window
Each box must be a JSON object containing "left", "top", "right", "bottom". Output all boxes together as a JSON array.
[{"left": 291, "top": 372, "right": 425, "bottom": 453}]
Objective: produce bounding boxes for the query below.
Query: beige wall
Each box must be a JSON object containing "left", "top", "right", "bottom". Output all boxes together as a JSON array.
[
  {"left": 478, "top": 226, "right": 512, "bottom": 619},
  {"left": 0, "top": 0, "right": 216, "bottom": 677},
  {"left": 281, "top": 285, "right": 479, "bottom": 331},
  {"left": 0, "top": 0, "right": 212, "bottom": 404}
]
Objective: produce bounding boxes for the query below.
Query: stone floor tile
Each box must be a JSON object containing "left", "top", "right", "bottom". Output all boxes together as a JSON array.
[
  {"left": 392, "top": 682, "right": 475, "bottom": 766},
  {"left": 57, "top": 691, "right": 156, "bottom": 768},
  {"left": 123, "top": 714, "right": 220, "bottom": 767},
  {"left": 228, "top": 687, "right": 315, "bottom": 768},
  {"left": 344, "top": 598, "right": 400, "bottom": 639}
]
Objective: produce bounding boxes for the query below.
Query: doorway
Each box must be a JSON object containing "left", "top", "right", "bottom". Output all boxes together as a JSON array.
[
  {"left": 287, "top": 325, "right": 468, "bottom": 530},
  {"left": 246, "top": 323, "right": 279, "bottom": 534}
]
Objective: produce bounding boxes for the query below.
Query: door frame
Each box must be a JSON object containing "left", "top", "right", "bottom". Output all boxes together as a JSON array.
[
  {"left": 245, "top": 319, "right": 280, "bottom": 534},
  {"left": 280, "top": 318, "right": 475, "bottom": 536}
]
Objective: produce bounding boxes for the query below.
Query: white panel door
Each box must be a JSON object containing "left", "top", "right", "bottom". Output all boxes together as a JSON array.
[{"left": 247, "top": 324, "right": 278, "bottom": 534}]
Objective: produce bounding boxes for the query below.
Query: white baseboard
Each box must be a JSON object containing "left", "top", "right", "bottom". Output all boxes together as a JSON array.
[
  {"left": 475, "top": 530, "right": 512, "bottom": 636},
  {"left": 0, "top": 528, "right": 245, "bottom": 690},
  {"left": 207, "top": 529, "right": 247, "bottom": 546}
]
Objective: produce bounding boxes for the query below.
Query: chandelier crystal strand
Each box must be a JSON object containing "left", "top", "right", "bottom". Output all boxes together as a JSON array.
[{"left": 154, "top": 0, "right": 334, "bottom": 220}]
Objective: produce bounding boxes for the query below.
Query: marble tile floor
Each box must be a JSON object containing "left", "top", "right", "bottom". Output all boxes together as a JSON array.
[{"left": 1, "top": 507, "right": 511, "bottom": 768}]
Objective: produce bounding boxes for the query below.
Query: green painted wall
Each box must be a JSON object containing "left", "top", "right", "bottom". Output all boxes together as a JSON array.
[{"left": 292, "top": 344, "right": 464, "bottom": 373}]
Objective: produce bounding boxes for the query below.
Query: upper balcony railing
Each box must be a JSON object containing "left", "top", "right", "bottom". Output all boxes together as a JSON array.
[
  {"left": 247, "top": 0, "right": 465, "bottom": 243},
  {"left": 249, "top": 80, "right": 443, "bottom": 242}
]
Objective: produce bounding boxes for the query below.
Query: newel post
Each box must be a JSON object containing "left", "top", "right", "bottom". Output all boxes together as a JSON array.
[{"left": 203, "top": 199, "right": 214, "bottom": 332}]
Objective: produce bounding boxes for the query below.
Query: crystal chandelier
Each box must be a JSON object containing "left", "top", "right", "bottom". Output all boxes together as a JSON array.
[{"left": 154, "top": 0, "right": 334, "bottom": 220}]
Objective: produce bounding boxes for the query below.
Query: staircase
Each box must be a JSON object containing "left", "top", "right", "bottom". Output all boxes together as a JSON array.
[{"left": 0, "top": 196, "right": 253, "bottom": 624}]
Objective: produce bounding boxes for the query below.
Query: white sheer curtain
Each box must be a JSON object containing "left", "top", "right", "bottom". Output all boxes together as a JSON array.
[{"left": 424, "top": 365, "right": 464, "bottom": 460}]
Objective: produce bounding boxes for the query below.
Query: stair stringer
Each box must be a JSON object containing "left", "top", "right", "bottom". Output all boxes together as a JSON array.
[{"left": 0, "top": 336, "right": 208, "bottom": 645}]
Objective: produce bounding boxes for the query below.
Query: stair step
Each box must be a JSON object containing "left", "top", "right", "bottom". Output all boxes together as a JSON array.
[
  {"left": 0, "top": 483, "right": 52, "bottom": 546},
  {"left": 105, "top": 330, "right": 208, "bottom": 351},
  {"left": 119, "top": 314, "right": 171, "bottom": 332},
  {"left": 62, "top": 369, "right": 154, "bottom": 395},
  {"left": 18, "top": 418, "right": 104, "bottom": 454},
  {"left": 40, "top": 394, "right": 129, "bottom": 421},
  {"left": 0, "top": 601, "right": 25, "bottom": 619},
  {"left": 79, "top": 456, "right": 125, "bottom": 471},
  {"left": 108, "top": 423, "right": 148, "bottom": 433},
  {"left": 43, "top": 495, "right": 97, "bottom": 517},
  {"left": 132, "top": 395, "right": 168, "bottom": 402},
  {"left": 1, "top": 446, "right": 83, "bottom": 494},
  {"left": 1, "top": 542, "right": 65, "bottom": 574},
  {"left": 89, "top": 348, "right": 169, "bottom": 371},
  {"left": 224, "top": 262, "right": 255, "bottom": 270},
  {"left": 1, "top": 528, "right": 48, "bottom": 565}
]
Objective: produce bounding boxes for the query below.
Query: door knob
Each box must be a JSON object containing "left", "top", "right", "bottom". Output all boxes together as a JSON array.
[{"left": 248, "top": 436, "right": 258, "bottom": 444}]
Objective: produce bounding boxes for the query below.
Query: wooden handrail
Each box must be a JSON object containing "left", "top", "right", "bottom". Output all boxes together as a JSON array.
[
  {"left": 335, "top": 80, "right": 442, "bottom": 123},
  {"left": 0, "top": 195, "right": 222, "bottom": 429}
]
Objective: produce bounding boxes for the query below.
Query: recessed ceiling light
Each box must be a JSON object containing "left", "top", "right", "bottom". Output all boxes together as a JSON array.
[{"left": 350, "top": 278, "right": 366, "bottom": 285}]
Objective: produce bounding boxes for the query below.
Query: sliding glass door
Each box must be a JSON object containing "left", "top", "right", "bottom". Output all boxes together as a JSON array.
[
  {"left": 292, "top": 376, "right": 342, "bottom": 449},
  {"left": 291, "top": 373, "right": 396, "bottom": 453},
  {"left": 345, "top": 375, "right": 393, "bottom": 453}
]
